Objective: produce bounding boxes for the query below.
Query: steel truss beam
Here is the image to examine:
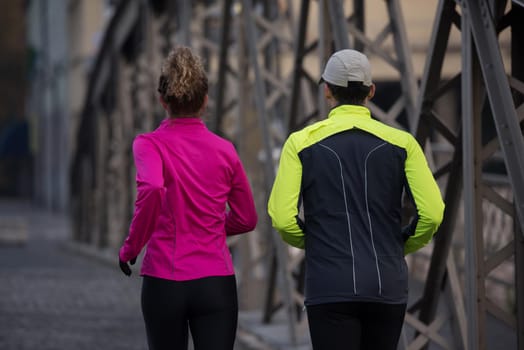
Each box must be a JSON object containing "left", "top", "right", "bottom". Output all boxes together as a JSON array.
[
  {"left": 463, "top": 0, "right": 524, "bottom": 235},
  {"left": 410, "top": 0, "right": 524, "bottom": 349},
  {"left": 463, "top": 1, "right": 524, "bottom": 348},
  {"left": 212, "top": 0, "right": 301, "bottom": 343},
  {"left": 240, "top": 0, "right": 298, "bottom": 343},
  {"left": 411, "top": 2, "right": 465, "bottom": 349}
]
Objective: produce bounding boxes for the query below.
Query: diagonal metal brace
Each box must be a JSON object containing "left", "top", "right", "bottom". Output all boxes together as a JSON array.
[{"left": 462, "top": 0, "right": 524, "bottom": 236}]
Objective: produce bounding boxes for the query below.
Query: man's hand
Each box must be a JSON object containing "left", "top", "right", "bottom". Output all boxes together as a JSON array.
[{"left": 119, "top": 256, "right": 137, "bottom": 276}]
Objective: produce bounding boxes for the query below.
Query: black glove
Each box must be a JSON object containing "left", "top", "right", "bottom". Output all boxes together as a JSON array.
[{"left": 119, "top": 256, "right": 137, "bottom": 276}]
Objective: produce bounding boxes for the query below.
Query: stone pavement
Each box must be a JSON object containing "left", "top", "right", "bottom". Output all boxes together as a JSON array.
[
  {"left": 0, "top": 199, "right": 296, "bottom": 350},
  {"left": 0, "top": 199, "right": 149, "bottom": 350}
]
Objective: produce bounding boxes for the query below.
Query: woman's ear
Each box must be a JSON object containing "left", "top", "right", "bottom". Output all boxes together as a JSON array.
[
  {"left": 203, "top": 94, "right": 209, "bottom": 110},
  {"left": 197, "top": 95, "right": 209, "bottom": 117},
  {"left": 159, "top": 96, "right": 168, "bottom": 110}
]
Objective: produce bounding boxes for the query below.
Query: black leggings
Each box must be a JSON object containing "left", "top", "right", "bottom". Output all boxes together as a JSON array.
[
  {"left": 141, "top": 275, "right": 238, "bottom": 350},
  {"left": 306, "top": 301, "right": 406, "bottom": 350}
]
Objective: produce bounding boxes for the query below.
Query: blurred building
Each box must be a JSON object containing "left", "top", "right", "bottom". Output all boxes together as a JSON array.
[
  {"left": 0, "top": 0, "right": 30, "bottom": 197},
  {"left": 25, "top": 0, "right": 110, "bottom": 211}
]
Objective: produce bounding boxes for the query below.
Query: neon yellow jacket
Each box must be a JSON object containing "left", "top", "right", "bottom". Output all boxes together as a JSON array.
[{"left": 268, "top": 105, "right": 444, "bottom": 304}]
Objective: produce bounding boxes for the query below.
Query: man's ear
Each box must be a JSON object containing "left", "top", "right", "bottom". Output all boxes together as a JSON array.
[
  {"left": 324, "top": 83, "right": 333, "bottom": 100},
  {"left": 368, "top": 84, "right": 376, "bottom": 100}
]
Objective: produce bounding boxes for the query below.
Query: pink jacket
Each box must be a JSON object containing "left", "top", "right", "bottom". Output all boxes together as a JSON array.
[{"left": 119, "top": 117, "right": 257, "bottom": 281}]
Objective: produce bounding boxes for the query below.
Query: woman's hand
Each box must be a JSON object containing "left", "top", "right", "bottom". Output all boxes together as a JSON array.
[{"left": 119, "top": 256, "right": 137, "bottom": 276}]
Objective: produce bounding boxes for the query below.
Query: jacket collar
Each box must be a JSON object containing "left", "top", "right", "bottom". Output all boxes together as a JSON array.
[
  {"left": 159, "top": 117, "right": 205, "bottom": 129},
  {"left": 328, "top": 104, "right": 371, "bottom": 120}
]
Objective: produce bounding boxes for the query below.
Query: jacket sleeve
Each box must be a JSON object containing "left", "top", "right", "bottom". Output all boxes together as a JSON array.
[
  {"left": 268, "top": 135, "right": 305, "bottom": 249},
  {"left": 403, "top": 136, "right": 445, "bottom": 255},
  {"left": 119, "top": 135, "right": 166, "bottom": 262},
  {"left": 225, "top": 155, "right": 258, "bottom": 235}
]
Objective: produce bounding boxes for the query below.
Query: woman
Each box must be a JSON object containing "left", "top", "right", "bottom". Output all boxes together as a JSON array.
[{"left": 118, "top": 46, "right": 258, "bottom": 350}]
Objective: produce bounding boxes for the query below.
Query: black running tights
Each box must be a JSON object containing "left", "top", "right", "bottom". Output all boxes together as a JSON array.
[
  {"left": 141, "top": 275, "right": 238, "bottom": 350},
  {"left": 306, "top": 301, "right": 407, "bottom": 350}
]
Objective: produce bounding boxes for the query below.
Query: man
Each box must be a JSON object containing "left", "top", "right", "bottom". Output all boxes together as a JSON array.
[{"left": 268, "top": 49, "right": 445, "bottom": 350}]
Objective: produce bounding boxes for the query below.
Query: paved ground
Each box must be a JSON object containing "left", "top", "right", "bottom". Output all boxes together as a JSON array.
[
  {"left": 0, "top": 199, "right": 301, "bottom": 350},
  {"left": 0, "top": 199, "right": 149, "bottom": 350}
]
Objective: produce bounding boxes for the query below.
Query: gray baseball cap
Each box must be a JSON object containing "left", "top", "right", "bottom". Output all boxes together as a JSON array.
[{"left": 320, "top": 49, "right": 372, "bottom": 87}]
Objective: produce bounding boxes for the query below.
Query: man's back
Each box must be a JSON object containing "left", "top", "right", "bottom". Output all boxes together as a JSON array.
[{"left": 300, "top": 126, "right": 408, "bottom": 304}]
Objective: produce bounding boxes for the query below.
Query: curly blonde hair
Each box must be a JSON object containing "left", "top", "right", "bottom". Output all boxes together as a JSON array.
[{"left": 157, "top": 46, "right": 208, "bottom": 116}]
